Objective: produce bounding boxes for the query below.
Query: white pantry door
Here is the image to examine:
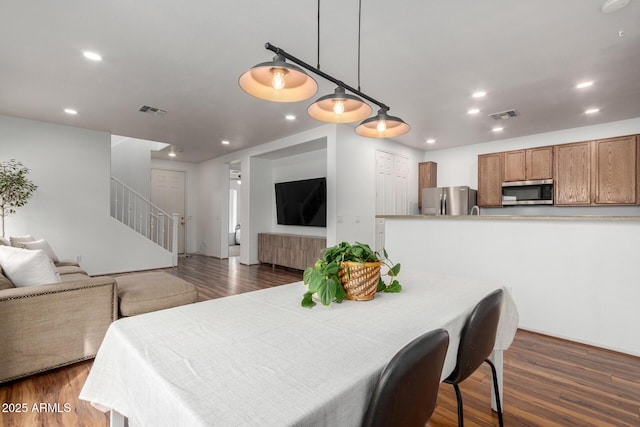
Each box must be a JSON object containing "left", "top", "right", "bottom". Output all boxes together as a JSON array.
[
  {"left": 375, "top": 151, "right": 394, "bottom": 215},
  {"left": 375, "top": 151, "right": 409, "bottom": 251},
  {"left": 151, "top": 169, "right": 185, "bottom": 254}
]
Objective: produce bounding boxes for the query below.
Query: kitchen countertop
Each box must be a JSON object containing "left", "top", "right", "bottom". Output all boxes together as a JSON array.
[{"left": 377, "top": 214, "right": 640, "bottom": 222}]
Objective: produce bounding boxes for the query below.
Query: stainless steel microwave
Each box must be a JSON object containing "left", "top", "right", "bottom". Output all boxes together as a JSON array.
[{"left": 502, "top": 179, "right": 553, "bottom": 205}]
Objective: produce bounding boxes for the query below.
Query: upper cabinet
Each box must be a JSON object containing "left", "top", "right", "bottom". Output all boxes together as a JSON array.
[
  {"left": 526, "top": 146, "right": 554, "bottom": 180},
  {"left": 593, "top": 136, "right": 637, "bottom": 205},
  {"left": 503, "top": 150, "right": 526, "bottom": 181},
  {"left": 554, "top": 141, "right": 592, "bottom": 205},
  {"left": 504, "top": 146, "right": 553, "bottom": 182},
  {"left": 477, "top": 153, "right": 503, "bottom": 207},
  {"left": 554, "top": 136, "right": 638, "bottom": 206},
  {"left": 418, "top": 162, "right": 437, "bottom": 209},
  {"left": 478, "top": 135, "right": 638, "bottom": 208}
]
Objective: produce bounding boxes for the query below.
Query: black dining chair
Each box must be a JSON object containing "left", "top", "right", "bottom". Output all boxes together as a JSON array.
[
  {"left": 361, "top": 328, "right": 450, "bottom": 427},
  {"left": 444, "top": 289, "right": 504, "bottom": 427}
]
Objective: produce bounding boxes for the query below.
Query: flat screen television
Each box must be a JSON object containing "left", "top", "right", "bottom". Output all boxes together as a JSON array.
[{"left": 275, "top": 177, "right": 326, "bottom": 227}]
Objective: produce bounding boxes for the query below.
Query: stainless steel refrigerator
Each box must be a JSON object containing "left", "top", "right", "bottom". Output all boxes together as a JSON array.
[{"left": 421, "top": 186, "right": 477, "bottom": 215}]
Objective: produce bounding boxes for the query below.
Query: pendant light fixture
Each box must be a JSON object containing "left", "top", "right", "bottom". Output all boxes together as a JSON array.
[
  {"left": 238, "top": 0, "right": 409, "bottom": 139},
  {"left": 307, "top": 0, "right": 371, "bottom": 123},
  {"left": 307, "top": 86, "right": 372, "bottom": 123},
  {"left": 238, "top": 54, "right": 318, "bottom": 102},
  {"left": 355, "top": 108, "right": 410, "bottom": 138}
]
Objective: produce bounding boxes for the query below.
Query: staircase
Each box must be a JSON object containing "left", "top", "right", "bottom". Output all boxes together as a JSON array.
[{"left": 110, "top": 177, "right": 178, "bottom": 266}]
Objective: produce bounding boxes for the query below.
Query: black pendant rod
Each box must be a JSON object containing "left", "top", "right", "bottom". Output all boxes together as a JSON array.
[{"left": 265, "top": 42, "right": 389, "bottom": 111}]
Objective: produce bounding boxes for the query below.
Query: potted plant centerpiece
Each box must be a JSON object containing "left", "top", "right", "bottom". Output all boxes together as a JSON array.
[{"left": 301, "top": 242, "right": 401, "bottom": 308}]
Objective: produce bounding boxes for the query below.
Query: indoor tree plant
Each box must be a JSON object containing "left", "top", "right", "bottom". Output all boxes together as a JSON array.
[
  {"left": 301, "top": 241, "right": 401, "bottom": 308},
  {"left": 0, "top": 159, "right": 38, "bottom": 238}
]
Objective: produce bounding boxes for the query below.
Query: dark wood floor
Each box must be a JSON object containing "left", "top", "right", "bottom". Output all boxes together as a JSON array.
[{"left": 1, "top": 255, "right": 639, "bottom": 426}]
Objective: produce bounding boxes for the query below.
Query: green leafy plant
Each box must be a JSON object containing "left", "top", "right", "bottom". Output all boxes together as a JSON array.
[
  {"left": 0, "top": 159, "right": 38, "bottom": 238},
  {"left": 301, "top": 241, "right": 401, "bottom": 308}
]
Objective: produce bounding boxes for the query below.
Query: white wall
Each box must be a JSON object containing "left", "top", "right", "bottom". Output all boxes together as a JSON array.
[
  {"left": 195, "top": 157, "right": 226, "bottom": 257},
  {"left": 383, "top": 217, "right": 640, "bottom": 357},
  {"left": 0, "top": 114, "right": 172, "bottom": 275},
  {"left": 111, "top": 137, "right": 153, "bottom": 197},
  {"left": 332, "top": 125, "right": 425, "bottom": 246},
  {"left": 246, "top": 157, "right": 272, "bottom": 264}
]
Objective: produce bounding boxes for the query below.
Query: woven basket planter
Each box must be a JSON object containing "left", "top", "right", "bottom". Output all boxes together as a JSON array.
[{"left": 338, "top": 261, "right": 382, "bottom": 301}]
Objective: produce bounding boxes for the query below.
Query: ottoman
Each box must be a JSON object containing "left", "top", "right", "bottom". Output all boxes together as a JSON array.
[{"left": 116, "top": 272, "right": 198, "bottom": 317}]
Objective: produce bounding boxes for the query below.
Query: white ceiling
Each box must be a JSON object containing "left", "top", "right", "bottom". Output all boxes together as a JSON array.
[{"left": 1, "top": 1, "right": 639, "bottom": 163}]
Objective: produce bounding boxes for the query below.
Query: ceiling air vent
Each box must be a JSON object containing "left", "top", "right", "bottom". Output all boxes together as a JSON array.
[
  {"left": 138, "top": 105, "right": 168, "bottom": 116},
  {"left": 488, "top": 109, "right": 519, "bottom": 120}
]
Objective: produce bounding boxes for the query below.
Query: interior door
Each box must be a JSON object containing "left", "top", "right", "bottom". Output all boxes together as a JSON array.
[
  {"left": 151, "top": 169, "right": 186, "bottom": 254},
  {"left": 393, "top": 155, "right": 409, "bottom": 215},
  {"left": 375, "top": 151, "right": 410, "bottom": 250},
  {"left": 375, "top": 150, "right": 394, "bottom": 215}
]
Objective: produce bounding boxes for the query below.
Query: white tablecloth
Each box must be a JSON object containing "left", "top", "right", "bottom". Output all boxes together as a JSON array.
[{"left": 80, "top": 270, "right": 518, "bottom": 427}]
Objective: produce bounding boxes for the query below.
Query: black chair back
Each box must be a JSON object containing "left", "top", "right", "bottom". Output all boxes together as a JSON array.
[
  {"left": 446, "top": 289, "right": 504, "bottom": 385},
  {"left": 362, "top": 328, "right": 449, "bottom": 427}
]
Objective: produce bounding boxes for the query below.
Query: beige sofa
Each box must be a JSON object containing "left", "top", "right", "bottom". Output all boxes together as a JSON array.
[
  {"left": 0, "top": 265, "right": 117, "bottom": 383},
  {"left": 0, "top": 235, "right": 198, "bottom": 383}
]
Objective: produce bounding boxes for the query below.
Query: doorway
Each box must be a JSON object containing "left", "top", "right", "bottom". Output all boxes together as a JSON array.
[
  {"left": 151, "top": 169, "right": 186, "bottom": 254},
  {"left": 228, "top": 165, "right": 241, "bottom": 257}
]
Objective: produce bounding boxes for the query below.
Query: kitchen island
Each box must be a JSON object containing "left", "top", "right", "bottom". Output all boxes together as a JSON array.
[{"left": 378, "top": 214, "right": 640, "bottom": 356}]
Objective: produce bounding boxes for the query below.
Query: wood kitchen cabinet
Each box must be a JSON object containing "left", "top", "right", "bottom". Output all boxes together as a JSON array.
[
  {"left": 418, "top": 161, "right": 437, "bottom": 209},
  {"left": 477, "top": 153, "right": 503, "bottom": 207},
  {"left": 480, "top": 135, "right": 638, "bottom": 207},
  {"left": 593, "top": 135, "right": 637, "bottom": 204},
  {"left": 555, "top": 136, "right": 638, "bottom": 206},
  {"left": 503, "top": 150, "right": 526, "bottom": 182},
  {"left": 554, "top": 141, "right": 591, "bottom": 205},
  {"left": 503, "top": 146, "right": 553, "bottom": 182},
  {"left": 526, "top": 146, "right": 554, "bottom": 180}
]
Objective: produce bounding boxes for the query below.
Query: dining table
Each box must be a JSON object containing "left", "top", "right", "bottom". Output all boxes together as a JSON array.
[{"left": 80, "top": 270, "right": 519, "bottom": 427}]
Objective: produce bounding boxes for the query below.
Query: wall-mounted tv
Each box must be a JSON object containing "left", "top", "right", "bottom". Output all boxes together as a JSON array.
[{"left": 275, "top": 177, "right": 326, "bottom": 227}]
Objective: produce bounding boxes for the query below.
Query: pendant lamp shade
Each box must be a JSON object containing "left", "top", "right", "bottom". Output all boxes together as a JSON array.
[
  {"left": 307, "top": 87, "right": 372, "bottom": 123},
  {"left": 355, "top": 108, "right": 410, "bottom": 138},
  {"left": 239, "top": 54, "right": 318, "bottom": 102}
]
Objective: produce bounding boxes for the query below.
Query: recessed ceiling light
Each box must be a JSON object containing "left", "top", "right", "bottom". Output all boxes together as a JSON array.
[
  {"left": 585, "top": 108, "right": 600, "bottom": 114},
  {"left": 492, "top": 127, "right": 504, "bottom": 132},
  {"left": 467, "top": 108, "right": 480, "bottom": 115},
  {"left": 168, "top": 151, "right": 177, "bottom": 157},
  {"left": 426, "top": 138, "right": 436, "bottom": 144},
  {"left": 83, "top": 51, "right": 102, "bottom": 61},
  {"left": 64, "top": 108, "right": 78, "bottom": 115},
  {"left": 576, "top": 81, "right": 594, "bottom": 89},
  {"left": 601, "top": 0, "right": 630, "bottom": 14},
  {"left": 221, "top": 140, "right": 230, "bottom": 145},
  {"left": 285, "top": 114, "right": 296, "bottom": 121},
  {"left": 472, "top": 91, "right": 487, "bottom": 98}
]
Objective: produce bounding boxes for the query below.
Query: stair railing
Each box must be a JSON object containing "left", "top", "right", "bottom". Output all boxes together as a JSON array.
[{"left": 110, "top": 177, "right": 178, "bottom": 266}]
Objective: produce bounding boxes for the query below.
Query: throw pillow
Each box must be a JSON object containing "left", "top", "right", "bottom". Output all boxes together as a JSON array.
[
  {"left": 22, "top": 239, "right": 60, "bottom": 263},
  {"left": 10, "top": 234, "right": 35, "bottom": 247},
  {"left": 0, "top": 270, "right": 14, "bottom": 290},
  {"left": 0, "top": 246, "right": 61, "bottom": 287}
]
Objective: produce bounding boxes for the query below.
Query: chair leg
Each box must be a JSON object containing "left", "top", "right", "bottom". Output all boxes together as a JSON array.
[
  {"left": 452, "top": 383, "right": 464, "bottom": 427},
  {"left": 485, "top": 359, "right": 504, "bottom": 427}
]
